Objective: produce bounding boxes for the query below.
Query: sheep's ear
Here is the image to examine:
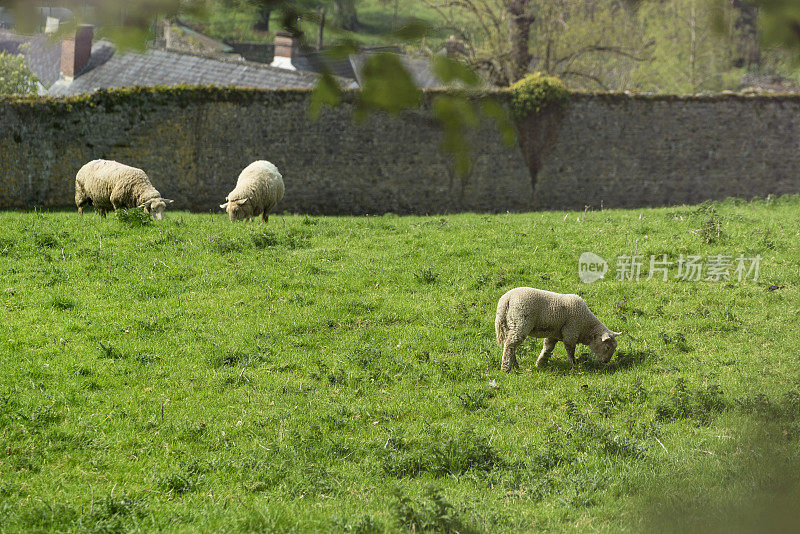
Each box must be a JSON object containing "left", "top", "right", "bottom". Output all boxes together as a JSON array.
[
  {"left": 139, "top": 200, "right": 153, "bottom": 209},
  {"left": 236, "top": 198, "right": 249, "bottom": 206},
  {"left": 220, "top": 202, "right": 229, "bottom": 209},
  {"left": 163, "top": 199, "right": 174, "bottom": 205},
  {"left": 612, "top": 331, "right": 622, "bottom": 337}
]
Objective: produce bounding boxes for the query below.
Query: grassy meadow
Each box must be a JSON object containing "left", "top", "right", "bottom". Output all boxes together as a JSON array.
[
  {"left": 188, "top": 0, "right": 460, "bottom": 47},
  {"left": 1, "top": 198, "right": 800, "bottom": 532}
]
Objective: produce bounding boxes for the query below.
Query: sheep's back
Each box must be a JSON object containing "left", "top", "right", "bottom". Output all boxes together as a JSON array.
[
  {"left": 76, "top": 160, "right": 151, "bottom": 199},
  {"left": 502, "top": 287, "right": 588, "bottom": 334},
  {"left": 228, "top": 161, "right": 284, "bottom": 211}
]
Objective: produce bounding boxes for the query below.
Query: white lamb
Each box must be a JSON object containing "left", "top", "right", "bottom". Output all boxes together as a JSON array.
[
  {"left": 495, "top": 287, "right": 621, "bottom": 371},
  {"left": 75, "top": 159, "right": 173, "bottom": 220},
  {"left": 220, "top": 160, "right": 285, "bottom": 222}
]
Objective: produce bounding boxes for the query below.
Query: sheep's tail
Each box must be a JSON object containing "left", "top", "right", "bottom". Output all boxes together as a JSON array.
[{"left": 495, "top": 295, "right": 509, "bottom": 346}]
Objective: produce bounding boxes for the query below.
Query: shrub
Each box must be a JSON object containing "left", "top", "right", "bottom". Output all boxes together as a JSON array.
[
  {"left": 392, "top": 487, "right": 475, "bottom": 534},
  {"left": 206, "top": 233, "right": 245, "bottom": 254},
  {"left": 508, "top": 72, "right": 570, "bottom": 120},
  {"left": 250, "top": 229, "right": 279, "bottom": 248},
  {"left": 49, "top": 295, "right": 76, "bottom": 310},
  {"left": 0, "top": 51, "right": 39, "bottom": 96},
  {"left": 414, "top": 267, "right": 439, "bottom": 284},
  {"left": 382, "top": 428, "right": 504, "bottom": 477},
  {"left": 115, "top": 208, "right": 152, "bottom": 227}
]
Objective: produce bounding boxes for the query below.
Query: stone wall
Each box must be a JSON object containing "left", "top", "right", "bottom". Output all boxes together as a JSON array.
[
  {"left": 1, "top": 88, "right": 799, "bottom": 213},
  {"left": 531, "top": 93, "right": 800, "bottom": 210},
  {"left": 0, "top": 89, "right": 531, "bottom": 214}
]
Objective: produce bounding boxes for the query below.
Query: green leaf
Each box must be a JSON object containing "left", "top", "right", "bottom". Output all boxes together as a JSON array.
[
  {"left": 356, "top": 53, "right": 421, "bottom": 117},
  {"left": 324, "top": 39, "right": 362, "bottom": 61},
  {"left": 431, "top": 56, "right": 480, "bottom": 87},
  {"left": 754, "top": 0, "right": 800, "bottom": 58},
  {"left": 309, "top": 71, "right": 343, "bottom": 119},
  {"left": 480, "top": 99, "right": 517, "bottom": 147},
  {"left": 432, "top": 94, "right": 479, "bottom": 177},
  {"left": 388, "top": 18, "right": 432, "bottom": 42}
]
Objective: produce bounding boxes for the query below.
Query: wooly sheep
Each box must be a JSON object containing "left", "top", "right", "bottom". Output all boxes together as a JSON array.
[
  {"left": 495, "top": 287, "right": 621, "bottom": 371},
  {"left": 75, "top": 159, "right": 173, "bottom": 220},
  {"left": 220, "top": 160, "right": 284, "bottom": 222}
]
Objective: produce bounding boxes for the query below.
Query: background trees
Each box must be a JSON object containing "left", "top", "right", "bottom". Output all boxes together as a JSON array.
[
  {"left": 1, "top": 0, "right": 800, "bottom": 96},
  {"left": 633, "top": 0, "right": 741, "bottom": 93},
  {"left": 0, "top": 50, "right": 39, "bottom": 95},
  {"left": 333, "top": 0, "right": 359, "bottom": 31}
]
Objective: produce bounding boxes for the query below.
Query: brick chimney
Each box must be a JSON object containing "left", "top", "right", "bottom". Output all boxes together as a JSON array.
[
  {"left": 271, "top": 31, "right": 299, "bottom": 70},
  {"left": 444, "top": 35, "right": 468, "bottom": 58},
  {"left": 61, "top": 25, "right": 93, "bottom": 79}
]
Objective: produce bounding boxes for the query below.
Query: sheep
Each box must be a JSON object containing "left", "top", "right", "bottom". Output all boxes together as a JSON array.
[
  {"left": 495, "top": 287, "right": 621, "bottom": 371},
  {"left": 219, "top": 160, "right": 284, "bottom": 222},
  {"left": 75, "top": 159, "right": 173, "bottom": 220}
]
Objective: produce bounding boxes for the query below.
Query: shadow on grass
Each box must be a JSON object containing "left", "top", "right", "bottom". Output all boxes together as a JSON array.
[{"left": 524, "top": 349, "right": 655, "bottom": 374}]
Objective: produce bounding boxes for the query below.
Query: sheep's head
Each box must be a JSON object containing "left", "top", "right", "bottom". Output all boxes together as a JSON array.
[
  {"left": 139, "top": 198, "right": 173, "bottom": 220},
  {"left": 589, "top": 330, "right": 621, "bottom": 364},
  {"left": 220, "top": 198, "right": 251, "bottom": 221}
]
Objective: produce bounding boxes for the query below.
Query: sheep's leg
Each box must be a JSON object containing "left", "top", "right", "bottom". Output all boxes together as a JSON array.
[
  {"left": 98, "top": 208, "right": 107, "bottom": 218},
  {"left": 501, "top": 342, "right": 519, "bottom": 372},
  {"left": 110, "top": 190, "right": 125, "bottom": 212},
  {"left": 565, "top": 343, "right": 577, "bottom": 366},
  {"left": 535, "top": 338, "right": 557, "bottom": 368},
  {"left": 75, "top": 184, "right": 86, "bottom": 216},
  {"left": 262, "top": 211, "right": 269, "bottom": 223}
]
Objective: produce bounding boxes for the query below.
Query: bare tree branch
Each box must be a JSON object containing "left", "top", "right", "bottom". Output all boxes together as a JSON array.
[
  {"left": 553, "top": 45, "right": 649, "bottom": 66},
  {"left": 560, "top": 69, "right": 610, "bottom": 90}
]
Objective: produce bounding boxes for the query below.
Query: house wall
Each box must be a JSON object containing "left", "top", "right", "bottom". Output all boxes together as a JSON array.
[{"left": 1, "top": 89, "right": 799, "bottom": 213}]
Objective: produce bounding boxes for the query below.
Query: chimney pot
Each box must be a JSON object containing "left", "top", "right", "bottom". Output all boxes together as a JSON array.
[
  {"left": 61, "top": 24, "right": 93, "bottom": 79},
  {"left": 273, "top": 31, "right": 299, "bottom": 59}
]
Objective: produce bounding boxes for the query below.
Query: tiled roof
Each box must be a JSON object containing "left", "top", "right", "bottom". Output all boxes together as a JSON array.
[
  {"left": 0, "top": 30, "right": 62, "bottom": 87},
  {"left": 49, "top": 45, "right": 324, "bottom": 96}
]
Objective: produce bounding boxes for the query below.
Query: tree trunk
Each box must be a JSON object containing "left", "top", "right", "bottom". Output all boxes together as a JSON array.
[
  {"left": 507, "top": 0, "right": 535, "bottom": 83},
  {"left": 334, "top": 0, "right": 359, "bottom": 32},
  {"left": 318, "top": 7, "right": 326, "bottom": 49},
  {"left": 253, "top": 6, "right": 272, "bottom": 32},
  {"left": 731, "top": 0, "right": 760, "bottom": 68}
]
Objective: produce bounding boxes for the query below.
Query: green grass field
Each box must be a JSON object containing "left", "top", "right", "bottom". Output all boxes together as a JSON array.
[
  {"left": 1, "top": 199, "right": 800, "bottom": 532},
  {"left": 189, "top": 0, "right": 458, "bottom": 47}
]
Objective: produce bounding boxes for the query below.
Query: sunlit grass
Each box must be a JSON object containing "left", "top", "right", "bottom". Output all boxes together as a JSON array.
[{"left": 1, "top": 198, "right": 799, "bottom": 532}]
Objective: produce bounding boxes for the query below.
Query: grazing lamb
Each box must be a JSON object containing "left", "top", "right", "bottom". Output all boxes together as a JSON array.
[
  {"left": 75, "top": 159, "right": 173, "bottom": 220},
  {"left": 495, "top": 287, "right": 621, "bottom": 371},
  {"left": 220, "top": 160, "right": 284, "bottom": 222}
]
